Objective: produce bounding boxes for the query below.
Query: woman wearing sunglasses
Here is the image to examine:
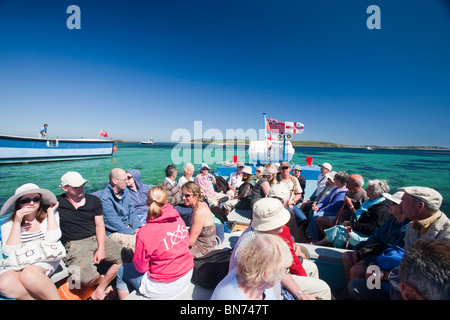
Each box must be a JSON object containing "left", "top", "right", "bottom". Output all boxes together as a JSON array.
[
  {"left": 181, "top": 181, "right": 217, "bottom": 258},
  {"left": 0, "top": 183, "right": 62, "bottom": 300}
]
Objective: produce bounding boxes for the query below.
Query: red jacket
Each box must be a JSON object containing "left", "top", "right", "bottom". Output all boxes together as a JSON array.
[
  {"left": 133, "top": 203, "right": 194, "bottom": 282},
  {"left": 279, "top": 225, "right": 307, "bottom": 277}
]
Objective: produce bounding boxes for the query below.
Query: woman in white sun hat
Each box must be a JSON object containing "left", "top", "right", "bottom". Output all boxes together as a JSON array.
[{"left": 0, "top": 183, "right": 62, "bottom": 300}]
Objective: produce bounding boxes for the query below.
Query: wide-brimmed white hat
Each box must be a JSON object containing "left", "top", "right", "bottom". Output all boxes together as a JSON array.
[
  {"left": 251, "top": 198, "right": 291, "bottom": 232},
  {"left": 382, "top": 191, "right": 404, "bottom": 205},
  {"left": 262, "top": 166, "right": 277, "bottom": 176},
  {"left": 0, "top": 183, "right": 57, "bottom": 216},
  {"left": 241, "top": 166, "right": 253, "bottom": 175},
  {"left": 268, "top": 183, "right": 291, "bottom": 205}
]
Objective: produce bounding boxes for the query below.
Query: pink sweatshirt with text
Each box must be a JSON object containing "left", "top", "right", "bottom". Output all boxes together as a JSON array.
[{"left": 133, "top": 203, "right": 194, "bottom": 282}]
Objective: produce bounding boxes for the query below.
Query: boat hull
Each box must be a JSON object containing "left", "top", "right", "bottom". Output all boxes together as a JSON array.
[{"left": 0, "top": 134, "right": 114, "bottom": 164}]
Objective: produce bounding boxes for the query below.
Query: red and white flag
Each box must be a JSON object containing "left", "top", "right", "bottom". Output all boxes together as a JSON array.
[
  {"left": 99, "top": 130, "right": 108, "bottom": 138},
  {"left": 265, "top": 117, "right": 285, "bottom": 134},
  {"left": 284, "top": 121, "right": 304, "bottom": 134},
  {"left": 265, "top": 115, "right": 304, "bottom": 136}
]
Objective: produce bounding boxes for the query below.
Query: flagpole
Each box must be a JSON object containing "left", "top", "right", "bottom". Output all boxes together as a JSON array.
[{"left": 263, "top": 112, "right": 267, "bottom": 142}]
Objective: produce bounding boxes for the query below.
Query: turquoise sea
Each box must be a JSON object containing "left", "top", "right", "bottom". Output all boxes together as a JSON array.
[{"left": 0, "top": 143, "right": 449, "bottom": 215}]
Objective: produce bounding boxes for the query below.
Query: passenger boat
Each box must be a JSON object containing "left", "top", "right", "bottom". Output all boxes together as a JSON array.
[
  {"left": 140, "top": 139, "right": 156, "bottom": 145},
  {"left": 0, "top": 134, "right": 114, "bottom": 164}
]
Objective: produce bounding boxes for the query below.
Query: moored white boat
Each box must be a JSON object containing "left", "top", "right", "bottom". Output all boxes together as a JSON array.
[
  {"left": 140, "top": 139, "right": 156, "bottom": 145},
  {"left": 0, "top": 134, "right": 114, "bottom": 164}
]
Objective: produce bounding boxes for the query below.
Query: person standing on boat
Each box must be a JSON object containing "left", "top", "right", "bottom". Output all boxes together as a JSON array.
[
  {"left": 0, "top": 183, "right": 62, "bottom": 300},
  {"left": 98, "top": 168, "right": 142, "bottom": 253},
  {"left": 38, "top": 124, "right": 48, "bottom": 138},
  {"left": 57, "top": 171, "right": 131, "bottom": 300}
]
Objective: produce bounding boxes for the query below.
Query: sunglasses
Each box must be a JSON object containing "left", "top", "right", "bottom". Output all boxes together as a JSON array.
[
  {"left": 19, "top": 197, "right": 41, "bottom": 205},
  {"left": 281, "top": 166, "right": 290, "bottom": 170},
  {"left": 182, "top": 193, "right": 193, "bottom": 198}
]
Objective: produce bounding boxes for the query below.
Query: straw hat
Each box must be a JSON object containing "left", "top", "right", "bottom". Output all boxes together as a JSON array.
[
  {"left": 251, "top": 198, "right": 290, "bottom": 232},
  {"left": 0, "top": 183, "right": 57, "bottom": 216}
]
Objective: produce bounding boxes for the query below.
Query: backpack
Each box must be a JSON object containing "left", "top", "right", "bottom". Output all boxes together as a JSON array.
[
  {"left": 214, "top": 176, "right": 229, "bottom": 193},
  {"left": 191, "top": 248, "right": 232, "bottom": 289}
]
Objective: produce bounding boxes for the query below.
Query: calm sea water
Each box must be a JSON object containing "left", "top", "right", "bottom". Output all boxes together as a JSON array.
[{"left": 1, "top": 143, "right": 449, "bottom": 215}]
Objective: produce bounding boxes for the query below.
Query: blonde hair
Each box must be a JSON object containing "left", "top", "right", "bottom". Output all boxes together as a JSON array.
[
  {"left": 146, "top": 186, "right": 168, "bottom": 220},
  {"left": 236, "top": 234, "right": 293, "bottom": 288},
  {"left": 263, "top": 164, "right": 277, "bottom": 184},
  {"left": 181, "top": 181, "right": 204, "bottom": 202}
]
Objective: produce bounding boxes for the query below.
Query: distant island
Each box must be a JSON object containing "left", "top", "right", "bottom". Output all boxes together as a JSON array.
[
  {"left": 113, "top": 139, "right": 448, "bottom": 150},
  {"left": 186, "top": 139, "right": 449, "bottom": 150}
]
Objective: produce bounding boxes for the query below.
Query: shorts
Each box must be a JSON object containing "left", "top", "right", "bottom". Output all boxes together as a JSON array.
[{"left": 64, "top": 235, "right": 131, "bottom": 285}]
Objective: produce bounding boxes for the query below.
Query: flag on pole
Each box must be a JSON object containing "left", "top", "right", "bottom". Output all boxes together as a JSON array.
[
  {"left": 284, "top": 121, "right": 304, "bottom": 134},
  {"left": 265, "top": 116, "right": 285, "bottom": 134},
  {"left": 99, "top": 130, "right": 108, "bottom": 138},
  {"left": 265, "top": 115, "right": 304, "bottom": 136}
]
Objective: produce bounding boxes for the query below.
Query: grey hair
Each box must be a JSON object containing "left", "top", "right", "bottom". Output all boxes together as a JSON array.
[
  {"left": 399, "top": 240, "right": 450, "bottom": 300},
  {"left": 367, "top": 179, "right": 390, "bottom": 197},
  {"left": 334, "top": 171, "right": 349, "bottom": 185},
  {"left": 183, "top": 163, "right": 195, "bottom": 172},
  {"left": 410, "top": 195, "right": 441, "bottom": 213}
]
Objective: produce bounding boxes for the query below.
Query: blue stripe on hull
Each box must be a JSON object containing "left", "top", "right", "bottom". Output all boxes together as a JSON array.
[{"left": 0, "top": 135, "right": 114, "bottom": 164}]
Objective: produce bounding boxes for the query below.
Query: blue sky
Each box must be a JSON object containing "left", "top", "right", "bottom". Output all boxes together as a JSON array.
[{"left": 0, "top": 0, "right": 449, "bottom": 147}]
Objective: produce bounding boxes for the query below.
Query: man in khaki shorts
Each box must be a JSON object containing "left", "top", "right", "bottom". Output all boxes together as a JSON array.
[{"left": 57, "top": 171, "right": 131, "bottom": 300}]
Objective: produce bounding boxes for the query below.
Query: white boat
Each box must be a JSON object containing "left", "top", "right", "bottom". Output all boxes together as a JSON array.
[
  {"left": 0, "top": 134, "right": 115, "bottom": 164},
  {"left": 140, "top": 139, "right": 156, "bottom": 145}
]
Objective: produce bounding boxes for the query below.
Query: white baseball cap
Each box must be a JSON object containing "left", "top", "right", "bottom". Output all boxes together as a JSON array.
[{"left": 60, "top": 171, "right": 89, "bottom": 187}]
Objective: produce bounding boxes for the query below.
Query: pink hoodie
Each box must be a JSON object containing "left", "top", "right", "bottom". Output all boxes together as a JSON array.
[{"left": 133, "top": 203, "right": 194, "bottom": 282}]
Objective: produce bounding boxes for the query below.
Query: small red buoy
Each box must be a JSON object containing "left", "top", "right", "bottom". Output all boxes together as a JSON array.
[{"left": 113, "top": 146, "right": 117, "bottom": 152}]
